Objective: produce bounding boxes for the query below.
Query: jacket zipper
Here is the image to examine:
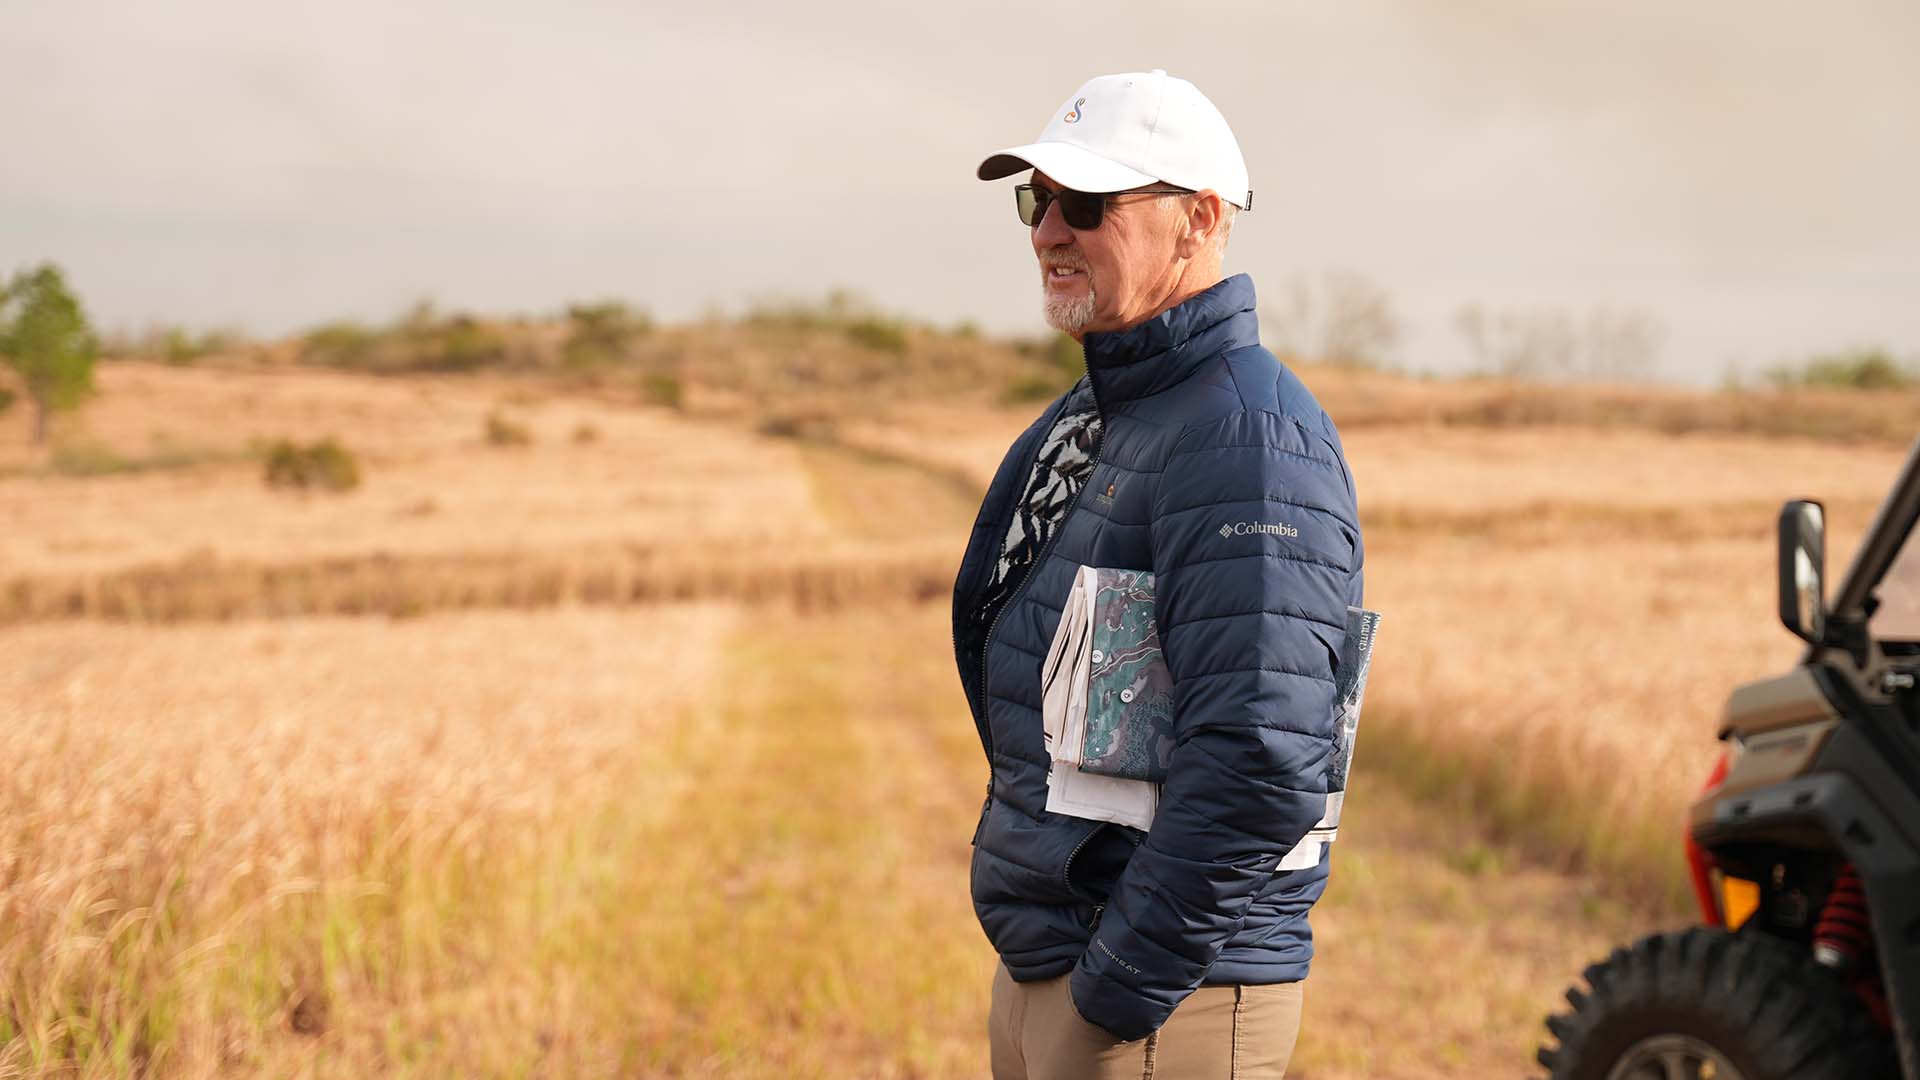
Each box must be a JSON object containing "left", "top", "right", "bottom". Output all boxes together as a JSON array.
[
  {"left": 978, "top": 358, "right": 1108, "bottom": 812},
  {"left": 1062, "top": 822, "right": 1106, "bottom": 892},
  {"left": 1069, "top": 827, "right": 1142, "bottom": 931}
]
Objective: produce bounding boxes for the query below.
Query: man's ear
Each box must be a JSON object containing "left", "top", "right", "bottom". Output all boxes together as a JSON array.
[{"left": 1175, "top": 190, "right": 1225, "bottom": 259}]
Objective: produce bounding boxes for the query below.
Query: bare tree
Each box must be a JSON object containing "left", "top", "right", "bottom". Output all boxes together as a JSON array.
[
  {"left": 1579, "top": 307, "right": 1664, "bottom": 381},
  {"left": 1455, "top": 303, "right": 1663, "bottom": 381},
  {"left": 1264, "top": 271, "right": 1400, "bottom": 369}
]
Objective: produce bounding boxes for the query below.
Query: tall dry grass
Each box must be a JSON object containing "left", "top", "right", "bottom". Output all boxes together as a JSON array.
[
  {"left": 1297, "top": 363, "right": 1920, "bottom": 447},
  {"left": 0, "top": 595, "right": 1698, "bottom": 1079},
  {"left": 0, "top": 607, "right": 732, "bottom": 1076},
  {"left": 0, "top": 540, "right": 958, "bottom": 625},
  {"left": 1340, "top": 427, "right": 1908, "bottom": 907}
]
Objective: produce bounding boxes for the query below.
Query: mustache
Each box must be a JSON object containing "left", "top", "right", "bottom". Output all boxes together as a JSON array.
[{"left": 1039, "top": 250, "right": 1088, "bottom": 272}]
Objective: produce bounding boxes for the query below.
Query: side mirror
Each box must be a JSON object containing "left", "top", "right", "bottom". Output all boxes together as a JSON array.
[{"left": 1778, "top": 500, "right": 1827, "bottom": 645}]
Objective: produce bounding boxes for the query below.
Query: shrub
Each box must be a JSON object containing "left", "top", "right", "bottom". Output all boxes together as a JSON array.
[
  {"left": 0, "top": 386, "right": 13, "bottom": 415},
  {"left": 743, "top": 295, "right": 859, "bottom": 336},
  {"left": 1002, "top": 333, "right": 1084, "bottom": 402},
  {"left": 1030, "top": 333, "right": 1085, "bottom": 378},
  {"left": 562, "top": 301, "right": 650, "bottom": 369},
  {"left": 571, "top": 422, "right": 600, "bottom": 444},
  {"left": 1001, "top": 372, "right": 1065, "bottom": 403},
  {"left": 435, "top": 316, "right": 507, "bottom": 372},
  {"left": 742, "top": 291, "right": 916, "bottom": 357},
  {"left": 164, "top": 328, "right": 201, "bottom": 366},
  {"left": 742, "top": 301, "right": 824, "bottom": 334},
  {"left": 844, "top": 316, "right": 909, "bottom": 355},
  {"left": 160, "top": 327, "right": 238, "bottom": 366},
  {"left": 755, "top": 411, "right": 836, "bottom": 441},
  {"left": 562, "top": 340, "right": 615, "bottom": 370},
  {"left": 1770, "top": 347, "right": 1913, "bottom": 390},
  {"left": 300, "top": 307, "right": 510, "bottom": 373},
  {"left": 485, "top": 411, "right": 532, "bottom": 447},
  {"left": 263, "top": 438, "right": 360, "bottom": 492},
  {"left": 301, "top": 321, "right": 379, "bottom": 366},
  {"left": 640, "top": 373, "right": 683, "bottom": 410},
  {"left": 50, "top": 440, "right": 130, "bottom": 476}
]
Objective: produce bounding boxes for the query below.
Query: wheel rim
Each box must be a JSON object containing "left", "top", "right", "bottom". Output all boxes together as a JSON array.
[{"left": 1605, "top": 1034, "right": 1746, "bottom": 1080}]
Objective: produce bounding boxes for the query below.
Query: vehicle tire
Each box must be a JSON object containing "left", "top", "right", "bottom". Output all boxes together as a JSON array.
[{"left": 1537, "top": 926, "right": 1895, "bottom": 1080}]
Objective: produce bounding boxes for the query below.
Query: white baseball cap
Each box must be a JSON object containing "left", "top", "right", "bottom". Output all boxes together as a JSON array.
[{"left": 977, "top": 69, "right": 1252, "bottom": 210}]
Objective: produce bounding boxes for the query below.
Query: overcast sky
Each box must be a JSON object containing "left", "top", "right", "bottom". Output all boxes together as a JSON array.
[{"left": 4, "top": 0, "right": 1917, "bottom": 381}]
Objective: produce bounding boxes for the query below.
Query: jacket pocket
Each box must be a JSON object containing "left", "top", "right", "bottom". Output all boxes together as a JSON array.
[{"left": 1063, "top": 822, "right": 1143, "bottom": 903}]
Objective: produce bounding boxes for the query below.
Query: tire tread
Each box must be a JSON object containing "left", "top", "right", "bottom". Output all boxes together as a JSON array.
[{"left": 1536, "top": 927, "right": 1894, "bottom": 1080}]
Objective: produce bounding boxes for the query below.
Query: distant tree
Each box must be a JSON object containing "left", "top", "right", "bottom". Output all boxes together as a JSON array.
[
  {"left": 0, "top": 263, "right": 99, "bottom": 443},
  {"left": 1263, "top": 271, "right": 1400, "bottom": 368},
  {"left": 1456, "top": 304, "right": 1571, "bottom": 378},
  {"left": 1455, "top": 303, "right": 1662, "bottom": 380},
  {"left": 1582, "top": 308, "right": 1664, "bottom": 380}
]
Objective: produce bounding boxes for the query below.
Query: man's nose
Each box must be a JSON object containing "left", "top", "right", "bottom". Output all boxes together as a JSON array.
[{"left": 1031, "top": 196, "right": 1074, "bottom": 250}]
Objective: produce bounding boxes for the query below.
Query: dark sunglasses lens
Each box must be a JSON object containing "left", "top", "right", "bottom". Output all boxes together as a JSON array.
[
  {"left": 1015, "top": 186, "right": 1042, "bottom": 227},
  {"left": 1059, "top": 190, "right": 1104, "bottom": 230}
]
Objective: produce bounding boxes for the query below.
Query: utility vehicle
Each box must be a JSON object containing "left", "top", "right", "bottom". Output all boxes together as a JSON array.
[{"left": 1539, "top": 436, "right": 1920, "bottom": 1080}]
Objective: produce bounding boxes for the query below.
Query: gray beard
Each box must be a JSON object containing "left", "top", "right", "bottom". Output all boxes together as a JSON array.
[{"left": 1042, "top": 286, "right": 1097, "bottom": 334}]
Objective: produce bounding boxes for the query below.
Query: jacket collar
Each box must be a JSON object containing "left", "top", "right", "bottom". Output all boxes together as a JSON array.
[{"left": 1082, "top": 273, "right": 1259, "bottom": 410}]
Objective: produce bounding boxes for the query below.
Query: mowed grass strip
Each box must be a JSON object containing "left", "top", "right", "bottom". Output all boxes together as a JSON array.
[{"left": 610, "top": 606, "right": 992, "bottom": 1078}]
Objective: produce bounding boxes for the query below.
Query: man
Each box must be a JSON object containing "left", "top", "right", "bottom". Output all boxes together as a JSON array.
[{"left": 949, "top": 70, "right": 1365, "bottom": 1078}]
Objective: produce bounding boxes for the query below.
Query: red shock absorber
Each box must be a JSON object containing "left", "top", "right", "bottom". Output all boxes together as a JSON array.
[
  {"left": 1813, "top": 863, "right": 1872, "bottom": 970},
  {"left": 1685, "top": 751, "right": 1732, "bottom": 926}
]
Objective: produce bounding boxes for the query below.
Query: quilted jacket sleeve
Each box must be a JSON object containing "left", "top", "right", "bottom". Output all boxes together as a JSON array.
[{"left": 1068, "top": 408, "right": 1362, "bottom": 1041}]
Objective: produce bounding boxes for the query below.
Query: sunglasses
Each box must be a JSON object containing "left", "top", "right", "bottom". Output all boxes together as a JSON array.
[{"left": 1014, "top": 182, "right": 1194, "bottom": 230}]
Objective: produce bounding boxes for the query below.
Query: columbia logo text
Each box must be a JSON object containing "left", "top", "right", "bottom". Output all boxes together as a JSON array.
[{"left": 1219, "top": 521, "right": 1299, "bottom": 539}]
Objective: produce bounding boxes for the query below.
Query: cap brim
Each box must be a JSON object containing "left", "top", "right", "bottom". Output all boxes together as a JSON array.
[{"left": 976, "top": 141, "right": 1158, "bottom": 192}]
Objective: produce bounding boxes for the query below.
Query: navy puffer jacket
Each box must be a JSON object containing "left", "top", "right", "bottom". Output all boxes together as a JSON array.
[{"left": 950, "top": 273, "right": 1365, "bottom": 1041}]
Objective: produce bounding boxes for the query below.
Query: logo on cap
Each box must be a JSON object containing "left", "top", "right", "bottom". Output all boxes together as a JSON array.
[{"left": 1063, "top": 97, "right": 1086, "bottom": 124}]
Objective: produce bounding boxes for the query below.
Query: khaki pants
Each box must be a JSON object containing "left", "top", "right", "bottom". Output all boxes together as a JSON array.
[{"left": 988, "top": 961, "right": 1303, "bottom": 1080}]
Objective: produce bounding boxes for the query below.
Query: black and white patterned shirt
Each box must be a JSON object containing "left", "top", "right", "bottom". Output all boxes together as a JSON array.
[{"left": 974, "top": 375, "right": 1103, "bottom": 627}]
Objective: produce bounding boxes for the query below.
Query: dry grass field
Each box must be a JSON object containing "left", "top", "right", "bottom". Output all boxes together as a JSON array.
[
  {"left": 1345, "top": 425, "right": 1907, "bottom": 901},
  {"left": 1, "top": 350, "right": 1913, "bottom": 1077},
  {"left": 860, "top": 385, "right": 1915, "bottom": 907}
]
